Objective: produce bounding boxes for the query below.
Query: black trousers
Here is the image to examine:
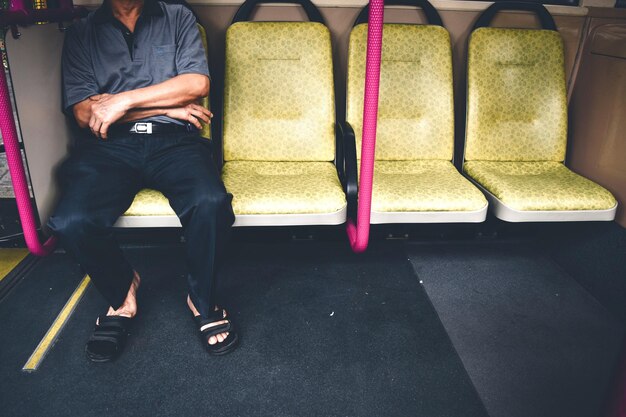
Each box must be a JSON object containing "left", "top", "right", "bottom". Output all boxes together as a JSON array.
[{"left": 47, "top": 131, "right": 235, "bottom": 318}]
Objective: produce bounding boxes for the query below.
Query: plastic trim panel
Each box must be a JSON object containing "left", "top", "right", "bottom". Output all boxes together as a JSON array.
[
  {"left": 115, "top": 207, "right": 347, "bottom": 228},
  {"left": 233, "top": 207, "right": 347, "bottom": 226},
  {"left": 370, "top": 205, "right": 488, "bottom": 224},
  {"left": 114, "top": 215, "right": 182, "bottom": 228},
  {"left": 468, "top": 178, "right": 618, "bottom": 222}
]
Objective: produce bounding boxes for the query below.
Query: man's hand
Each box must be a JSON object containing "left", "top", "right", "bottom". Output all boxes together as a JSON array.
[
  {"left": 89, "top": 93, "right": 132, "bottom": 139},
  {"left": 165, "top": 103, "right": 213, "bottom": 130}
]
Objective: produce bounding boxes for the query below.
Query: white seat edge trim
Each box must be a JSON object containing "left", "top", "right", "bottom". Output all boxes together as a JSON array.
[
  {"left": 116, "top": 207, "right": 348, "bottom": 228},
  {"left": 370, "top": 205, "right": 488, "bottom": 224},
  {"left": 233, "top": 207, "right": 347, "bottom": 227},
  {"left": 115, "top": 215, "right": 182, "bottom": 228},
  {"left": 468, "top": 179, "right": 618, "bottom": 222}
]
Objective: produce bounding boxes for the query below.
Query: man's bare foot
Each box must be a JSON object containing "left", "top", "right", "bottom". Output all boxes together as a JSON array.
[
  {"left": 187, "top": 295, "right": 229, "bottom": 346},
  {"left": 96, "top": 271, "right": 140, "bottom": 325}
]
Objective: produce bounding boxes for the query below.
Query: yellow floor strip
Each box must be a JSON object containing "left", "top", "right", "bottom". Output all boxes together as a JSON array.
[
  {"left": 23, "top": 275, "right": 91, "bottom": 372},
  {"left": 0, "top": 248, "right": 29, "bottom": 282}
]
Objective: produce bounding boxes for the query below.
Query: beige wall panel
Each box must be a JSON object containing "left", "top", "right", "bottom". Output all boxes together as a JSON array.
[{"left": 569, "top": 18, "right": 626, "bottom": 227}]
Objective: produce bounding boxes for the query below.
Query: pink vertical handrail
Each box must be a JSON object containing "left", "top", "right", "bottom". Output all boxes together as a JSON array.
[
  {"left": 346, "top": 0, "right": 384, "bottom": 253},
  {"left": 9, "top": 0, "right": 29, "bottom": 13},
  {"left": 0, "top": 56, "right": 57, "bottom": 255}
]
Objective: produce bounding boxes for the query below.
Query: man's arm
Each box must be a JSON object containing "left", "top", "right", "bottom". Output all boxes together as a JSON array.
[
  {"left": 75, "top": 74, "right": 210, "bottom": 138},
  {"left": 119, "top": 104, "right": 212, "bottom": 128},
  {"left": 74, "top": 94, "right": 212, "bottom": 137}
]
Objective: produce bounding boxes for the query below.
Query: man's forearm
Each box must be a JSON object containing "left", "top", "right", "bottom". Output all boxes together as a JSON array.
[
  {"left": 117, "top": 108, "right": 168, "bottom": 124},
  {"left": 117, "top": 73, "right": 209, "bottom": 111},
  {"left": 73, "top": 98, "right": 167, "bottom": 128}
]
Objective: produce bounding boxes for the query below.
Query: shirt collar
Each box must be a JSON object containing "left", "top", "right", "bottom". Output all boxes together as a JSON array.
[{"left": 93, "top": 0, "right": 163, "bottom": 25}]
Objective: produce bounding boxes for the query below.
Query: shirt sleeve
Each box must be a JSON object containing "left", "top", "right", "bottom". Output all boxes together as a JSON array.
[
  {"left": 175, "top": 8, "right": 210, "bottom": 78},
  {"left": 61, "top": 25, "right": 100, "bottom": 115}
]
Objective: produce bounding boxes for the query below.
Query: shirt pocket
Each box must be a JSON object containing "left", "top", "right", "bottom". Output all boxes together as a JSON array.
[{"left": 151, "top": 44, "right": 177, "bottom": 81}]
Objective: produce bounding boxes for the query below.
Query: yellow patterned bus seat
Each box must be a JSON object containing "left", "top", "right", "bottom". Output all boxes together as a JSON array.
[
  {"left": 221, "top": 22, "right": 346, "bottom": 226},
  {"left": 118, "top": 24, "right": 210, "bottom": 228},
  {"left": 346, "top": 23, "right": 487, "bottom": 223},
  {"left": 463, "top": 27, "right": 617, "bottom": 222}
]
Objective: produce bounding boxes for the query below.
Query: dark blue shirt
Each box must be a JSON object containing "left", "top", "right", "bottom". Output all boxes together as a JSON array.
[{"left": 61, "top": 0, "right": 210, "bottom": 125}]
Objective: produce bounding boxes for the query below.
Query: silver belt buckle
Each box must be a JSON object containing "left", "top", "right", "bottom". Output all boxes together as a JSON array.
[{"left": 130, "top": 122, "right": 152, "bottom": 134}]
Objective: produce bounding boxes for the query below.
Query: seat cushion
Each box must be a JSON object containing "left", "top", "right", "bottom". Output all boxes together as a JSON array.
[
  {"left": 371, "top": 160, "right": 487, "bottom": 213},
  {"left": 465, "top": 28, "right": 568, "bottom": 162},
  {"left": 222, "top": 161, "right": 346, "bottom": 215},
  {"left": 464, "top": 161, "right": 617, "bottom": 211},
  {"left": 124, "top": 189, "right": 175, "bottom": 217},
  {"left": 347, "top": 24, "right": 454, "bottom": 161}
]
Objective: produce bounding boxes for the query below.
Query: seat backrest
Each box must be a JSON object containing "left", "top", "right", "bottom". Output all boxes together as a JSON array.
[
  {"left": 197, "top": 23, "right": 211, "bottom": 140},
  {"left": 222, "top": 21, "right": 335, "bottom": 162},
  {"left": 464, "top": 27, "right": 568, "bottom": 162},
  {"left": 346, "top": 23, "right": 454, "bottom": 161}
]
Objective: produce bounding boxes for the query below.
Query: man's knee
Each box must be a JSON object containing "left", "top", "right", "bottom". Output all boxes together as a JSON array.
[{"left": 192, "top": 189, "right": 232, "bottom": 214}]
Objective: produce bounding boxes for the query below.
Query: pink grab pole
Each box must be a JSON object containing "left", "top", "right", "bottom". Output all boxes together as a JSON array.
[
  {"left": 346, "top": 0, "right": 384, "bottom": 253},
  {"left": 0, "top": 60, "right": 57, "bottom": 255},
  {"left": 9, "top": 0, "right": 29, "bottom": 13}
]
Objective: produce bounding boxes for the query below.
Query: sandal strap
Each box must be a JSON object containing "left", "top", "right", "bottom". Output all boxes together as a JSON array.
[
  {"left": 205, "top": 309, "right": 226, "bottom": 322},
  {"left": 193, "top": 308, "right": 227, "bottom": 326},
  {"left": 88, "top": 334, "right": 121, "bottom": 345},
  {"left": 96, "top": 315, "right": 132, "bottom": 330},
  {"left": 89, "top": 316, "right": 131, "bottom": 342},
  {"left": 199, "top": 321, "right": 232, "bottom": 339}
]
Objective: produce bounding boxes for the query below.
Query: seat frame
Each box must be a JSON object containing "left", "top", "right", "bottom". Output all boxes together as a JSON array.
[
  {"left": 343, "top": 4, "right": 488, "bottom": 226},
  {"left": 462, "top": 3, "right": 617, "bottom": 223}
]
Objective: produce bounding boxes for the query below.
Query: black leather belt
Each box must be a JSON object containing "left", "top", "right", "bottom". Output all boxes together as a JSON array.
[{"left": 110, "top": 122, "right": 198, "bottom": 135}]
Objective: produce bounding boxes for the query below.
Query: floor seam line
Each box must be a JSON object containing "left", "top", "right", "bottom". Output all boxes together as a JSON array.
[{"left": 22, "top": 275, "right": 91, "bottom": 372}]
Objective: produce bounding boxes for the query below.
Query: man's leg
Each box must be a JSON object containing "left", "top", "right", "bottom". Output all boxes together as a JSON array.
[
  {"left": 145, "top": 134, "right": 235, "bottom": 320},
  {"left": 48, "top": 140, "right": 143, "bottom": 311}
]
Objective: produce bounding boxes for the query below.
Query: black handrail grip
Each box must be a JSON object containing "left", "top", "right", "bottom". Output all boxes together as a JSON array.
[
  {"left": 232, "top": 0, "right": 325, "bottom": 24},
  {"left": 340, "top": 122, "right": 358, "bottom": 222},
  {"left": 335, "top": 122, "right": 345, "bottom": 185},
  {"left": 0, "top": 142, "right": 24, "bottom": 154},
  {"left": 473, "top": 2, "right": 557, "bottom": 31},
  {"left": 354, "top": 0, "right": 444, "bottom": 27}
]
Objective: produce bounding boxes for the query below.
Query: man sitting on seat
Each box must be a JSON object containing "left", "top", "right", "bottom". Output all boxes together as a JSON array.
[{"left": 48, "top": 0, "right": 239, "bottom": 361}]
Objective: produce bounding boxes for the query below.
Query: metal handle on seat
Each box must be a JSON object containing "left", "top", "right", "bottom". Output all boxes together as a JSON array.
[
  {"left": 354, "top": 0, "right": 443, "bottom": 27},
  {"left": 472, "top": 1, "right": 557, "bottom": 31},
  {"left": 232, "top": 0, "right": 325, "bottom": 24}
]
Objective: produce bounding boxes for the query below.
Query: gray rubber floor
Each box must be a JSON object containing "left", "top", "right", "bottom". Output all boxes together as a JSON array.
[
  {"left": 407, "top": 241, "right": 624, "bottom": 417},
  {"left": 0, "top": 242, "right": 489, "bottom": 417}
]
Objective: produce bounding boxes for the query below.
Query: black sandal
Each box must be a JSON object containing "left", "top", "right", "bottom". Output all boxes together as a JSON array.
[
  {"left": 193, "top": 308, "right": 239, "bottom": 356},
  {"left": 85, "top": 315, "right": 133, "bottom": 362}
]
